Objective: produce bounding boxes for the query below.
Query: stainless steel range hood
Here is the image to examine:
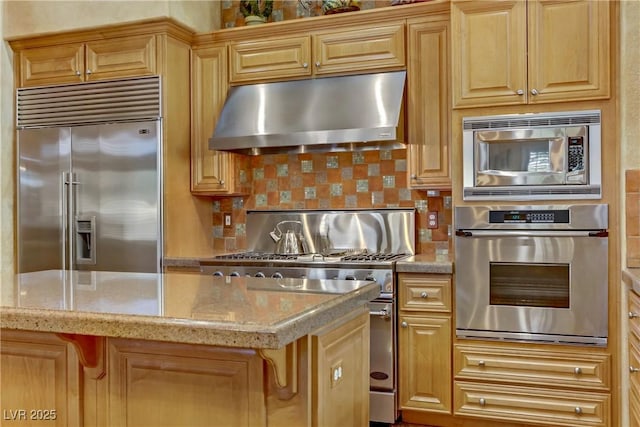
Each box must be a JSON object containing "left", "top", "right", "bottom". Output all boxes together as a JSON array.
[{"left": 209, "top": 71, "right": 406, "bottom": 155}]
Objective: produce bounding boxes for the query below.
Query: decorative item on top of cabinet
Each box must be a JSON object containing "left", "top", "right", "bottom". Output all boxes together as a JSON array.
[
  {"left": 228, "top": 22, "right": 405, "bottom": 84},
  {"left": 191, "top": 45, "right": 236, "bottom": 195},
  {"left": 240, "top": 0, "right": 273, "bottom": 25},
  {"left": 406, "top": 15, "right": 451, "bottom": 189},
  {"left": 629, "top": 290, "right": 640, "bottom": 426},
  {"left": 398, "top": 273, "right": 452, "bottom": 414},
  {"left": 16, "top": 35, "right": 156, "bottom": 88},
  {"left": 451, "top": 0, "right": 610, "bottom": 108}
]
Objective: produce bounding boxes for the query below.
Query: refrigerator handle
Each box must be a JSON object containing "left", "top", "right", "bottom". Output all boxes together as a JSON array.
[{"left": 62, "top": 172, "right": 70, "bottom": 270}]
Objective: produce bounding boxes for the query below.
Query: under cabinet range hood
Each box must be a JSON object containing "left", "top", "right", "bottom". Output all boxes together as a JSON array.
[{"left": 209, "top": 71, "right": 406, "bottom": 155}]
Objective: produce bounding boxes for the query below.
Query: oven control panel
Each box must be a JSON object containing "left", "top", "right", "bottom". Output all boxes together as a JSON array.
[{"left": 489, "top": 209, "right": 570, "bottom": 224}]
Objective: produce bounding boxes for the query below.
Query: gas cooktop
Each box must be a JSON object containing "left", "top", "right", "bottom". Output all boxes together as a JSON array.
[{"left": 210, "top": 251, "right": 410, "bottom": 264}]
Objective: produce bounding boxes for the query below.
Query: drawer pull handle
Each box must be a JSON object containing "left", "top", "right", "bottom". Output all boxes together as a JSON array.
[
  {"left": 420, "top": 292, "right": 428, "bottom": 299},
  {"left": 575, "top": 407, "right": 582, "bottom": 415},
  {"left": 631, "top": 366, "right": 640, "bottom": 373},
  {"left": 478, "top": 360, "right": 486, "bottom": 367},
  {"left": 401, "top": 321, "right": 408, "bottom": 328},
  {"left": 574, "top": 367, "right": 582, "bottom": 375},
  {"left": 479, "top": 398, "right": 486, "bottom": 407},
  {"left": 630, "top": 311, "right": 639, "bottom": 319}
]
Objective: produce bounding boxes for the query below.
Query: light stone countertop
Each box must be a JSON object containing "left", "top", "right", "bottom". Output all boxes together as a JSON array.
[
  {"left": 624, "top": 268, "right": 640, "bottom": 295},
  {"left": 395, "top": 253, "right": 453, "bottom": 274},
  {"left": 0, "top": 270, "right": 379, "bottom": 349}
]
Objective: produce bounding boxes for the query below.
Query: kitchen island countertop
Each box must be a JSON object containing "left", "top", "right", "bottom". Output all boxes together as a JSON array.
[{"left": 0, "top": 270, "right": 379, "bottom": 349}]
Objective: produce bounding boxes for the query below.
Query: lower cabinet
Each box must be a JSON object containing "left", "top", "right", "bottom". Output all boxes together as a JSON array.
[
  {"left": 0, "top": 330, "right": 81, "bottom": 426},
  {"left": 454, "top": 343, "right": 612, "bottom": 426},
  {"left": 398, "top": 273, "right": 452, "bottom": 414},
  {"left": 629, "top": 290, "right": 640, "bottom": 426},
  {"left": 0, "top": 309, "right": 369, "bottom": 427}
]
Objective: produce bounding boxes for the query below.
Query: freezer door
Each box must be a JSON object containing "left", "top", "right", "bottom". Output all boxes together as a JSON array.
[
  {"left": 71, "top": 121, "right": 161, "bottom": 273},
  {"left": 17, "top": 128, "right": 72, "bottom": 273}
]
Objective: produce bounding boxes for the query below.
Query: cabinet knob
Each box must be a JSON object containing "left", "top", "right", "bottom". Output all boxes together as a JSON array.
[
  {"left": 478, "top": 360, "right": 486, "bottom": 367},
  {"left": 575, "top": 407, "right": 583, "bottom": 415},
  {"left": 86, "top": 69, "right": 92, "bottom": 75},
  {"left": 516, "top": 89, "right": 524, "bottom": 95},
  {"left": 631, "top": 366, "right": 640, "bottom": 373},
  {"left": 401, "top": 321, "right": 408, "bottom": 328},
  {"left": 302, "top": 62, "right": 308, "bottom": 68},
  {"left": 219, "top": 179, "right": 225, "bottom": 186},
  {"left": 574, "top": 367, "right": 582, "bottom": 375},
  {"left": 315, "top": 61, "right": 321, "bottom": 67},
  {"left": 531, "top": 88, "right": 539, "bottom": 96},
  {"left": 75, "top": 70, "right": 81, "bottom": 76},
  {"left": 420, "top": 291, "right": 428, "bottom": 299},
  {"left": 410, "top": 174, "right": 417, "bottom": 180},
  {"left": 479, "top": 398, "right": 486, "bottom": 407},
  {"left": 629, "top": 311, "right": 639, "bottom": 319}
]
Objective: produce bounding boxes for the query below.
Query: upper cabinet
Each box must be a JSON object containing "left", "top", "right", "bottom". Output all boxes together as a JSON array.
[
  {"left": 406, "top": 15, "right": 451, "bottom": 189},
  {"left": 229, "top": 22, "right": 405, "bottom": 84},
  {"left": 451, "top": 0, "right": 610, "bottom": 108},
  {"left": 16, "top": 35, "right": 156, "bottom": 88},
  {"left": 191, "top": 45, "right": 236, "bottom": 195}
]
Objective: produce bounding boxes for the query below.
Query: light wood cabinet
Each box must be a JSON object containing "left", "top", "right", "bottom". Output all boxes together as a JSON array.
[
  {"left": 229, "top": 22, "right": 405, "bottom": 84},
  {"left": 17, "top": 34, "right": 156, "bottom": 87},
  {"left": 398, "top": 273, "right": 452, "bottom": 414},
  {"left": 629, "top": 290, "right": 640, "bottom": 426},
  {"left": 454, "top": 343, "right": 611, "bottom": 426},
  {"left": 108, "top": 338, "right": 266, "bottom": 427},
  {"left": 451, "top": 0, "right": 610, "bottom": 108},
  {"left": 190, "top": 45, "right": 236, "bottom": 195},
  {"left": 406, "top": 16, "right": 451, "bottom": 189},
  {"left": 0, "top": 330, "right": 81, "bottom": 426}
]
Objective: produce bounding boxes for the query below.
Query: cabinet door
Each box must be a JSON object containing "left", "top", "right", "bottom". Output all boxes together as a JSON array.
[
  {"left": 451, "top": 0, "right": 527, "bottom": 108},
  {"left": 191, "top": 46, "right": 234, "bottom": 194},
  {"left": 399, "top": 273, "right": 452, "bottom": 313},
  {"left": 528, "top": 0, "right": 610, "bottom": 103},
  {"left": 229, "top": 36, "right": 311, "bottom": 84},
  {"left": 312, "top": 23, "right": 405, "bottom": 76},
  {"left": 406, "top": 17, "right": 451, "bottom": 189},
  {"left": 0, "top": 330, "right": 81, "bottom": 426},
  {"left": 18, "top": 43, "right": 85, "bottom": 87},
  {"left": 85, "top": 35, "right": 156, "bottom": 81},
  {"left": 313, "top": 311, "right": 370, "bottom": 427},
  {"left": 399, "top": 314, "right": 452, "bottom": 413},
  {"left": 108, "top": 338, "right": 266, "bottom": 427}
]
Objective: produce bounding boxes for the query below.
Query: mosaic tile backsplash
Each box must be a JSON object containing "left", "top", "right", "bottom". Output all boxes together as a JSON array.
[
  {"left": 627, "top": 170, "right": 640, "bottom": 267},
  {"left": 211, "top": 149, "right": 452, "bottom": 256}
]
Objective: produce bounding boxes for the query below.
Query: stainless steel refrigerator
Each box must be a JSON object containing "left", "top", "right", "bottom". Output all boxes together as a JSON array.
[{"left": 16, "top": 76, "right": 162, "bottom": 273}]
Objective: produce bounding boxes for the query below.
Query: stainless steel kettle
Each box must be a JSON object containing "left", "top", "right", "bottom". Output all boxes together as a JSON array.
[{"left": 269, "top": 220, "right": 309, "bottom": 255}]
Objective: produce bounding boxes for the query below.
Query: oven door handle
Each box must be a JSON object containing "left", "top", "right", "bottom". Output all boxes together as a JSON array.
[{"left": 455, "top": 230, "right": 608, "bottom": 238}]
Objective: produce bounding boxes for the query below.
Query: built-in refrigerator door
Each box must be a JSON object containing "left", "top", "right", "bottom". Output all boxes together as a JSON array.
[
  {"left": 70, "top": 120, "right": 161, "bottom": 273},
  {"left": 17, "top": 128, "right": 72, "bottom": 273}
]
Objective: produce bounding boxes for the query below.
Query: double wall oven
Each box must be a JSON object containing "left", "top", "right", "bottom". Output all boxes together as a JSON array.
[{"left": 200, "top": 209, "right": 415, "bottom": 424}]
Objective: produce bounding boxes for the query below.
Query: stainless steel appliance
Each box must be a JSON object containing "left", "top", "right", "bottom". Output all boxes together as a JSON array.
[
  {"left": 455, "top": 204, "right": 608, "bottom": 346},
  {"left": 462, "top": 110, "right": 602, "bottom": 201},
  {"left": 200, "top": 208, "right": 415, "bottom": 424},
  {"left": 16, "top": 76, "right": 162, "bottom": 273},
  {"left": 210, "top": 71, "right": 406, "bottom": 155}
]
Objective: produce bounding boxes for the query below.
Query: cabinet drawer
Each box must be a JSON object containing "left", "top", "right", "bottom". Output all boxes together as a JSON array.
[
  {"left": 455, "top": 345, "right": 610, "bottom": 391},
  {"left": 630, "top": 290, "right": 640, "bottom": 340},
  {"left": 398, "top": 274, "right": 451, "bottom": 312},
  {"left": 455, "top": 381, "right": 610, "bottom": 427}
]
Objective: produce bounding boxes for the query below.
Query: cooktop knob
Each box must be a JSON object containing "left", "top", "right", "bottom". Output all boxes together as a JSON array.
[
  {"left": 365, "top": 274, "right": 376, "bottom": 281},
  {"left": 212, "top": 271, "right": 224, "bottom": 277},
  {"left": 345, "top": 275, "right": 356, "bottom": 281},
  {"left": 229, "top": 272, "right": 241, "bottom": 277},
  {"left": 271, "top": 272, "right": 283, "bottom": 279},
  {"left": 255, "top": 272, "right": 266, "bottom": 278}
]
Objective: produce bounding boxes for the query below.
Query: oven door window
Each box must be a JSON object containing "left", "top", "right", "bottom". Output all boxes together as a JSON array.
[{"left": 489, "top": 262, "right": 569, "bottom": 308}]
